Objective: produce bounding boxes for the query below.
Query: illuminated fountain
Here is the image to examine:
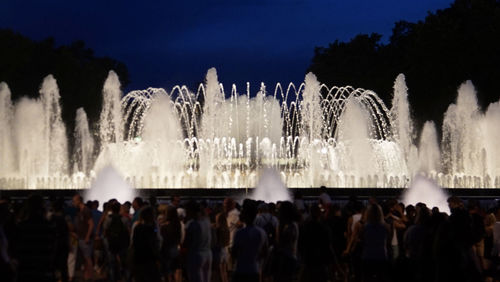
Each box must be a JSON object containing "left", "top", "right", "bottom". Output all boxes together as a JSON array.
[{"left": 1, "top": 68, "right": 500, "bottom": 189}]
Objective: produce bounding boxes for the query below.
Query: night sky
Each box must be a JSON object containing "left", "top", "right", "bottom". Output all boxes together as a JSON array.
[{"left": 0, "top": 0, "right": 454, "bottom": 93}]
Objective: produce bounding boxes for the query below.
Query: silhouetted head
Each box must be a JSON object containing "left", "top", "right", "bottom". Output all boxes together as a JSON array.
[
  {"left": 448, "top": 196, "right": 464, "bottom": 212},
  {"left": 139, "top": 206, "right": 155, "bottom": 225},
  {"left": 91, "top": 200, "right": 99, "bottom": 210},
  {"left": 278, "top": 201, "right": 299, "bottom": 225},
  {"left": 166, "top": 206, "right": 180, "bottom": 223},
  {"left": 240, "top": 199, "right": 258, "bottom": 226},
  {"left": 415, "top": 206, "right": 430, "bottom": 225},
  {"left": 171, "top": 196, "right": 181, "bottom": 208},
  {"left": 133, "top": 197, "right": 144, "bottom": 211},
  {"left": 111, "top": 201, "right": 121, "bottom": 214},
  {"left": 365, "top": 204, "right": 384, "bottom": 225},
  {"left": 72, "top": 194, "right": 83, "bottom": 208},
  {"left": 185, "top": 200, "right": 201, "bottom": 221},
  {"left": 258, "top": 203, "right": 269, "bottom": 213}
]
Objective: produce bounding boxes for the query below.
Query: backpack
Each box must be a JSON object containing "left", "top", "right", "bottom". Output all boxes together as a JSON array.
[
  {"left": 262, "top": 215, "right": 276, "bottom": 246},
  {"left": 106, "top": 215, "right": 129, "bottom": 254}
]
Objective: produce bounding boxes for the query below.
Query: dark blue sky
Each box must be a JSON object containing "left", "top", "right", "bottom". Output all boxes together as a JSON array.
[{"left": 0, "top": 0, "right": 454, "bottom": 92}]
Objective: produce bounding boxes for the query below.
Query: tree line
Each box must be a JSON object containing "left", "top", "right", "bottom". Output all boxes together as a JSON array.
[
  {"left": 0, "top": 29, "right": 130, "bottom": 134},
  {"left": 308, "top": 0, "right": 500, "bottom": 134}
]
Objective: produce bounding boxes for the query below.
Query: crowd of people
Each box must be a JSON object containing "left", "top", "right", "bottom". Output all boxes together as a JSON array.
[{"left": 0, "top": 190, "right": 500, "bottom": 282}]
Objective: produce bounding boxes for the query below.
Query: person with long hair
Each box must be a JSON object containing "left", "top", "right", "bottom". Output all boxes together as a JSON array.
[
  {"left": 183, "top": 200, "right": 212, "bottom": 282},
  {"left": 131, "top": 206, "right": 161, "bottom": 282},
  {"left": 231, "top": 199, "right": 267, "bottom": 282},
  {"left": 361, "top": 204, "right": 390, "bottom": 282},
  {"left": 160, "top": 206, "right": 183, "bottom": 282},
  {"left": 272, "top": 201, "right": 300, "bottom": 282},
  {"left": 213, "top": 212, "right": 230, "bottom": 282}
]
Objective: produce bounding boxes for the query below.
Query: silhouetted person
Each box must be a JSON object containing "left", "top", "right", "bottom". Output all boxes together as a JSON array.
[
  {"left": 231, "top": 199, "right": 267, "bottom": 282},
  {"left": 50, "top": 198, "right": 70, "bottom": 282},
  {"left": 132, "top": 197, "right": 144, "bottom": 225},
  {"left": 160, "top": 206, "right": 182, "bottom": 282},
  {"left": 434, "top": 197, "right": 481, "bottom": 282},
  {"left": 170, "top": 195, "right": 181, "bottom": 209},
  {"left": 184, "top": 200, "right": 212, "bottom": 282},
  {"left": 14, "top": 195, "right": 56, "bottom": 282},
  {"left": 404, "top": 206, "right": 431, "bottom": 282},
  {"left": 0, "top": 200, "right": 15, "bottom": 282},
  {"left": 272, "top": 201, "right": 300, "bottom": 282},
  {"left": 132, "top": 206, "right": 161, "bottom": 282},
  {"left": 299, "top": 204, "right": 334, "bottom": 282},
  {"left": 72, "top": 194, "right": 94, "bottom": 280},
  {"left": 213, "top": 211, "right": 230, "bottom": 282},
  {"left": 104, "top": 201, "right": 130, "bottom": 281},
  {"left": 361, "top": 204, "right": 390, "bottom": 282},
  {"left": 223, "top": 197, "right": 240, "bottom": 249},
  {"left": 254, "top": 203, "right": 278, "bottom": 248}
]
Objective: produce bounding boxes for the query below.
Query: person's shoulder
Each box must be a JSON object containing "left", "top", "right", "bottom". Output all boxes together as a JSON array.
[
  {"left": 254, "top": 226, "right": 268, "bottom": 243},
  {"left": 233, "top": 227, "right": 245, "bottom": 241},
  {"left": 251, "top": 225, "right": 266, "bottom": 238},
  {"left": 186, "top": 219, "right": 200, "bottom": 230},
  {"left": 254, "top": 225, "right": 266, "bottom": 234}
]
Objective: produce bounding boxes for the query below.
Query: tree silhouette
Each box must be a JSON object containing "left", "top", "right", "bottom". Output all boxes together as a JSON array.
[
  {"left": 0, "top": 29, "right": 130, "bottom": 136},
  {"left": 308, "top": 0, "right": 500, "bottom": 135}
]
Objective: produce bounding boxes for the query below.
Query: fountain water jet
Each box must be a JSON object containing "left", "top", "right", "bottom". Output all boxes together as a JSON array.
[
  {"left": 74, "top": 108, "right": 95, "bottom": 175},
  {"left": 402, "top": 175, "right": 450, "bottom": 214},
  {"left": 1, "top": 68, "right": 500, "bottom": 189},
  {"left": 250, "top": 168, "right": 291, "bottom": 203},
  {"left": 0, "top": 82, "right": 13, "bottom": 175},
  {"left": 85, "top": 166, "right": 135, "bottom": 209}
]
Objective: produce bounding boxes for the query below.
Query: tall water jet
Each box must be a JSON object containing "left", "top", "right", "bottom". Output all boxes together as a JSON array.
[
  {"left": 73, "top": 108, "right": 95, "bottom": 175},
  {"left": 248, "top": 85, "right": 282, "bottom": 162},
  {"left": 85, "top": 165, "right": 135, "bottom": 209},
  {"left": 99, "top": 71, "right": 124, "bottom": 147},
  {"left": 3, "top": 68, "right": 500, "bottom": 189},
  {"left": 0, "top": 82, "right": 13, "bottom": 175},
  {"left": 336, "top": 97, "right": 375, "bottom": 180},
  {"left": 301, "top": 72, "right": 323, "bottom": 141},
  {"left": 13, "top": 98, "right": 46, "bottom": 183},
  {"left": 297, "top": 73, "right": 325, "bottom": 186},
  {"left": 142, "top": 94, "right": 185, "bottom": 186},
  {"left": 417, "top": 121, "right": 441, "bottom": 174},
  {"left": 402, "top": 175, "right": 450, "bottom": 214},
  {"left": 40, "top": 75, "right": 69, "bottom": 175},
  {"left": 442, "top": 81, "right": 482, "bottom": 177},
  {"left": 197, "top": 68, "right": 223, "bottom": 187},
  {"left": 200, "top": 68, "right": 224, "bottom": 140},
  {"left": 482, "top": 101, "right": 500, "bottom": 179},
  {"left": 9, "top": 75, "right": 68, "bottom": 187},
  {"left": 250, "top": 168, "right": 291, "bottom": 203},
  {"left": 390, "top": 74, "right": 416, "bottom": 174}
]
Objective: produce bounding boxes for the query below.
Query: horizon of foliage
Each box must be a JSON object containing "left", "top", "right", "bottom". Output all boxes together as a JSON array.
[
  {"left": 0, "top": 29, "right": 130, "bottom": 137},
  {"left": 308, "top": 0, "right": 500, "bottom": 134}
]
